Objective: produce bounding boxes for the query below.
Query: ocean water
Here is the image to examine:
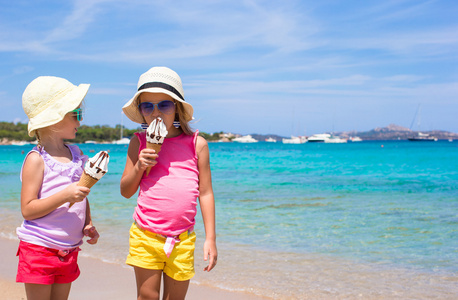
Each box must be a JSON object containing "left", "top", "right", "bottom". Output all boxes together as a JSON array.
[{"left": 1, "top": 141, "right": 457, "bottom": 299}]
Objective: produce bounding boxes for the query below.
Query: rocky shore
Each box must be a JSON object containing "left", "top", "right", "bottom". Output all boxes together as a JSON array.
[
  {"left": 334, "top": 124, "right": 458, "bottom": 141},
  {"left": 249, "top": 124, "right": 458, "bottom": 142}
]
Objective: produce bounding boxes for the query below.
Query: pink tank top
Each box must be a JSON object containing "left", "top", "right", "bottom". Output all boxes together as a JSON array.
[
  {"left": 16, "top": 144, "right": 88, "bottom": 250},
  {"left": 134, "top": 131, "right": 199, "bottom": 236}
]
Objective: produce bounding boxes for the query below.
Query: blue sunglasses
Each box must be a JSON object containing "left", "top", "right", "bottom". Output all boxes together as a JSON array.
[
  {"left": 70, "top": 108, "right": 83, "bottom": 121},
  {"left": 138, "top": 100, "right": 176, "bottom": 116}
]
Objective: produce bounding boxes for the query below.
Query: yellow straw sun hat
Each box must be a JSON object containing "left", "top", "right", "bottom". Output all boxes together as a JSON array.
[
  {"left": 22, "top": 76, "right": 90, "bottom": 137},
  {"left": 122, "top": 66, "right": 193, "bottom": 124}
]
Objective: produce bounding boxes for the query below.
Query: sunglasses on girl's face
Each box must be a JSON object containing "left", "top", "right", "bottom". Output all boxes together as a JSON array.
[
  {"left": 138, "top": 100, "right": 176, "bottom": 116},
  {"left": 70, "top": 108, "right": 83, "bottom": 121}
]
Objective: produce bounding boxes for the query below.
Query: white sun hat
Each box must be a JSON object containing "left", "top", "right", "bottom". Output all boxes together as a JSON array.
[
  {"left": 122, "top": 66, "right": 194, "bottom": 124},
  {"left": 22, "top": 76, "right": 90, "bottom": 137}
]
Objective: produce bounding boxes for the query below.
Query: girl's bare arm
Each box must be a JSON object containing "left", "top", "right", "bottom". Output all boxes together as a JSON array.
[
  {"left": 120, "top": 135, "right": 158, "bottom": 198},
  {"left": 196, "top": 136, "right": 218, "bottom": 271},
  {"left": 21, "top": 152, "right": 90, "bottom": 220}
]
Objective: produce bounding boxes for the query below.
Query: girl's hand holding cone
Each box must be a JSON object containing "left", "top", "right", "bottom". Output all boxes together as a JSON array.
[{"left": 69, "top": 151, "right": 109, "bottom": 207}]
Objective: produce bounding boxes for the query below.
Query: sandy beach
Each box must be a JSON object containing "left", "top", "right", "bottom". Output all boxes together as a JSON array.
[{"left": 0, "top": 238, "right": 265, "bottom": 300}]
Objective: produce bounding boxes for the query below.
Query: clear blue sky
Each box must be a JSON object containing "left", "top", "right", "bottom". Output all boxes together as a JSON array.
[{"left": 1, "top": 0, "right": 457, "bottom": 136}]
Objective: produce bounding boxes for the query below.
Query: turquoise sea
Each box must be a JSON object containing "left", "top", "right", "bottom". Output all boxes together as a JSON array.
[{"left": 1, "top": 140, "right": 457, "bottom": 299}]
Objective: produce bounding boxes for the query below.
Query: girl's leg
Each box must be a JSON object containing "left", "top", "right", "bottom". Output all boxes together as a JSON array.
[
  {"left": 162, "top": 274, "right": 190, "bottom": 300},
  {"left": 134, "top": 266, "right": 162, "bottom": 300},
  {"left": 25, "top": 283, "right": 52, "bottom": 300},
  {"left": 24, "top": 283, "right": 72, "bottom": 300},
  {"left": 50, "top": 283, "right": 72, "bottom": 300}
]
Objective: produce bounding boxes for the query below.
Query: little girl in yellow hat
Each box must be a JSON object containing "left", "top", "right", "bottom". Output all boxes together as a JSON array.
[{"left": 17, "top": 76, "right": 99, "bottom": 300}]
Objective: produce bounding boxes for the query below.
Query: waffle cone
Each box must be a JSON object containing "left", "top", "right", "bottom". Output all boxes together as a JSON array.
[
  {"left": 78, "top": 172, "right": 99, "bottom": 188},
  {"left": 69, "top": 172, "right": 98, "bottom": 207},
  {"left": 146, "top": 142, "right": 162, "bottom": 176}
]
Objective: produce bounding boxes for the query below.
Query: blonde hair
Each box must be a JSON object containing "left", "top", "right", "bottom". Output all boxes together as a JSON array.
[
  {"left": 176, "top": 102, "right": 194, "bottom": 135},
  {"left": 34, "top": 127, "right": 61, "bottom": 150},
  {"left": 34, "top": 125, "right": 66, "bottom": 149},
  {"left": 35, "top": 130, "right": 43, "bottom": 149}
]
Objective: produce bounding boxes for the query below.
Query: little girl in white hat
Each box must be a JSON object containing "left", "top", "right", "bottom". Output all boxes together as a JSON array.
[
  {"left": 16, "top": 76, "right": 99, "bottom": 300},
  {"left": 120, "top": 66, "right": 217, "bottom": 299}
]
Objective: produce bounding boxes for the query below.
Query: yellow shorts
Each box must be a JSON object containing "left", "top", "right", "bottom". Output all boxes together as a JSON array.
[{"left": 126, "top": 223, "right": 196, "bottom": 281}]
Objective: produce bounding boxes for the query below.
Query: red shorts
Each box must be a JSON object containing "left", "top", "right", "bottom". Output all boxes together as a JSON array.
[{"left": 16, "top": 241, "right": 80, "bottom": 285}]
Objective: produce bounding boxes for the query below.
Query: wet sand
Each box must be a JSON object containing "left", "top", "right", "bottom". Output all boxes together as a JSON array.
[{"left": 0, "top": 238, "right": 265, "bottom": 300}]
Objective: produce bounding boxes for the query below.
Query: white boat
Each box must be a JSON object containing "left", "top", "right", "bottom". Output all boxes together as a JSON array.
[
  {"left": 308, "top": 133, "right": 347, "bottom": 143},
  {"left": 307, "top": 134, "right": 331, "bottom": 143},
  {"left": 408, "top": 132, "right": 437, "bottom": 142},
  {"left": 282, "top": 136, "right": 307, "bottom": 144},
  {"left": 349, "top": 136, "right": 363, "bottom": 142},
  {"left": 232, "top": 135, "right": 258, "bottom": 143},
  {"left": 11, "top": 141, "right": 30, "bottom": 146},
  {"left": 325, "top": 136, "right": 347, "bottom": 143},
  {"left": 408, "top": 105, "right": 437, "bottom": 141},
  {"left": 265, "top": 137, "right": 277, "bottom": 142},
  {"left": 112, "top": 137, "right": 130, "bottom": 144}
]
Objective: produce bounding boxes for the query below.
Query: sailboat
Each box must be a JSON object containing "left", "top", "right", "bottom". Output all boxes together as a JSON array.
[
  {"left": 408, "top": 104, "right": 437, "bottom": 142},
  {"left": 112, "top": 112, "right": 130, "bottom": 144},
  {"left": 408, "top": 132, "right": 438, "bottom": 142}
]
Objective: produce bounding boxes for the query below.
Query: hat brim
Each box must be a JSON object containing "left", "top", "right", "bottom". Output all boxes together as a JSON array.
[
  {"left": 28, "top": 84, "right": 90, "bottom": 137},
  {"left": 122, "top": 87, "right": 194, "bottom": 124}
]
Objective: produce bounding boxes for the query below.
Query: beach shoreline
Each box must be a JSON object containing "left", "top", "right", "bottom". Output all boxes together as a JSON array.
[
  {"left": 2, "top": 141, "right": 458, "bottom": 299},
  {"left": 0, "top": 237, "right": 265, "bottom": 300}
]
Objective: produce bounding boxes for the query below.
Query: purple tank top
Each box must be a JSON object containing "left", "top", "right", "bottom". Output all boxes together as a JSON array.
[{"left": 16, "top": 144, "right": 88, "bottom": 250}]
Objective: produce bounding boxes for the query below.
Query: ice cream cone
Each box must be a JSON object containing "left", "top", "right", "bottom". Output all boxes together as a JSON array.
[
  {"left": 146, "top": 142, "right": 162, "bottom": 176},
  {"left": 144, "top": 117, "right": 167, "bottom": 176},
  {"left": 78, "top": 171, "right": 99, "bottom": 188},
  {"left": 69, "top": 172, "right": 99, "bottom": 207},
  {"left": 69, "top": 150, "right": 109, "bottom": 208}
]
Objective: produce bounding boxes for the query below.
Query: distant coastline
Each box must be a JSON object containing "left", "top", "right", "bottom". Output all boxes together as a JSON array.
[
  {"left": 331, "top": 123, "right": 458, "bottom": 141},
  {"left": 1, "top": 123, "right": 457, "bottom": 145},
  {"left": 210, "top": 124, "right": 458, "bottom": 143}
]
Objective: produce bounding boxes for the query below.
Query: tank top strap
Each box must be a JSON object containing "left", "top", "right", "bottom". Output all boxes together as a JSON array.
[
  {"left": 135, "top": 131, "right": 147, "bottom": 152},
  {"left": 20, "top": 145, "right": 86, "bottom": 183}
]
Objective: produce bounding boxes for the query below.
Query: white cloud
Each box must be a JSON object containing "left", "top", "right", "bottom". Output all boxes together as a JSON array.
[
  {"left": 383, "top": 75, "right": 425, "bottom": 83},
  {"left": 44, "top": 1, "right": 102, "bottom": 44},
  {"left": 13, "top": 66, "right": 34, "bottom": 75}
]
